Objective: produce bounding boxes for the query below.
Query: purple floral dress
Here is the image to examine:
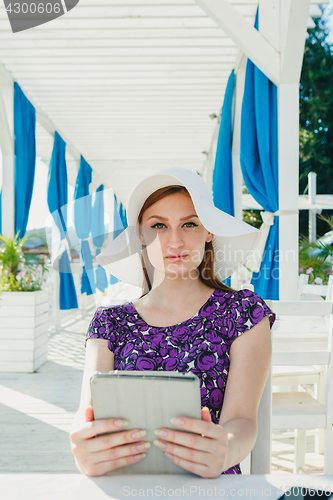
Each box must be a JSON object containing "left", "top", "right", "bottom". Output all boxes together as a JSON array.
[{"left": 85, "top": 288, "right": 276, "bottom": 475}]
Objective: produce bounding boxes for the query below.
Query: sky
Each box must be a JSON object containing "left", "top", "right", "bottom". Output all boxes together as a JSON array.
[
  {"left": 323, "top": 0, "right": 333, "bottom": 43},
  {"left": 1, "top": 3, "right": 333, "bottom": 232},
  {"left": 0, "top": 153, "right": 74, "bottom": 231}
]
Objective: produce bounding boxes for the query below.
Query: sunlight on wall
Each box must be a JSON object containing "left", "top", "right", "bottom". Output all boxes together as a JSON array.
[
  {"left": 1, "top": 150, "right": 110, "bottom": 233},
  {"left": 27, "top": 159, "right": 110, "bottom": 231},
  {"left": 26, "top": 158, "right": 74, "bottom": 231}
]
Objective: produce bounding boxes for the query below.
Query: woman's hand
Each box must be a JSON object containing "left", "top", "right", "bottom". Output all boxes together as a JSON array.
[
  {"left": 70, "top": 405, "right": 150, "bottom": 476},
  {"left": 153, "top": 407, "right": 229, "bottom": 478}
]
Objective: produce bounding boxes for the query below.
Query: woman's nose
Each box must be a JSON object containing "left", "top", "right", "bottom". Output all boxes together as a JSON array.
[{"left": 166, "top": 228, "right": 184, "bottom": 248}]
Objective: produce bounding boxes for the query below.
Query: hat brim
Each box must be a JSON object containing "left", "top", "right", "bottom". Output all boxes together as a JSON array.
[{"left": 97, "top": 168, "right": 261, "bottom": 287}]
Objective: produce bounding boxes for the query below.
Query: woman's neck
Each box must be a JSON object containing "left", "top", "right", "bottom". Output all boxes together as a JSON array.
[{"left": 144, "top": 278, "right": 213, "bottom": 311}]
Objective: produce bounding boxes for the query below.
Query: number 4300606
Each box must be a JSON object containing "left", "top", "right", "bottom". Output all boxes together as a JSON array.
[{"left": 6, "top": 3, "right": 62, "bottom": 14}]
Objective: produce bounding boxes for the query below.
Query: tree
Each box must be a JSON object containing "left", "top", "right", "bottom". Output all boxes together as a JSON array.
[
  {"left": 299, "top": 17, "right": 333, "bottom": 195},
  {"left": 299, "top": 15, "right": 333, "bottom": 238}
]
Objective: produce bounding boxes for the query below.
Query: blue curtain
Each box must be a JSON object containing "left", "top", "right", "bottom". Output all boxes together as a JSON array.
[
  {"left": 47, "top": 132, "right": 78, "bottom": 310},
  {"left": 110, "top": 194, "right": 125, "bottom": 285},
  {"left": 74, "top": 156, "right": 96, "bottom": 295},
  {"left": 14, "top": 82, "right": 36, "bottom": 239},
  {"left": 123, "top": 208, "right": 128, "bottom": 229},
  {"left": 240, "top": 12, "right": 279, "bottom": 300},
  {"left": 119, "top": 202, "right": 128, "bottom": 229},
  {"left": 212, "top": 71, "right": 235, "bottom": 287},
  {"left": 91, "top": 185, "right": 108, "bottom": 292},
  {"left": 212, "top": 70, "right": 235, "bottom": 216}
]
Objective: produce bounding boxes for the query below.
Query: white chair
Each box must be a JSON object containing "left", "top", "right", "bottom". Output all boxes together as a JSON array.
[
  {"left": 240, "top": 282, "right": 270, "bottom": 474},
  {"left": 240, "top": 307, "right": 272, "bottom": 474},
  {"left": 273, "top": 275, "right": 333, "bottom": 457},
  {"left": 296, "top": 273, "right": 333, "bottom": 301},
  {"left": 270, "top": 300, "right": 333, "bottom": 474}
]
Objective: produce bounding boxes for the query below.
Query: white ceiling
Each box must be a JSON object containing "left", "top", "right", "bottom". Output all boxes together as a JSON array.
[{"left": 0, "top": 0, "right": 328, "bottom": 206}]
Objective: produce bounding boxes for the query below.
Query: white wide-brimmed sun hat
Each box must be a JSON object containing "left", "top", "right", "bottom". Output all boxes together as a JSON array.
[{"left": 96, "top": 167, "right": 261, "bottom": 287}]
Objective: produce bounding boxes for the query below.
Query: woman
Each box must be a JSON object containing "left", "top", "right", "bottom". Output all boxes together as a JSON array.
[{"left": 70, "top": 167, "right": 275, "bottom": 477}]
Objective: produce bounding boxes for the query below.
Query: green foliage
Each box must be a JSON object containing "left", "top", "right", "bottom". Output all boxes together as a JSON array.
[
  {"left": 299, "top": 17, "right": 333, "bottom": 194},
  {"left": 242, "top": 210, "right": 262, "bottom": 229},
  {"left": 299, "top": 215, "right": 333, "bottom": 285},
  {"left": 0, "top": 232, "right": 27, "bottom": 275},
  {"left": 0, "top": 233, "right": 49, "bottom": 294}
]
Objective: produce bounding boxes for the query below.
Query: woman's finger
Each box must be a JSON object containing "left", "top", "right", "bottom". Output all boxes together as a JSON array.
[
  {"left": 164, "top": 452, "right": 217, "bottom": 479},
  {"left": 84, "top": 450, "right": 147, "bottom": 477},
  {"left": 154, "top": 439, "right": 213, "bottom": 467},
  {"left": 155, "top": 428, "right": 215, "bottom": 454},
  {"left": 170, "top": 416, "right": 219, "bottom": 440},
  {"left": 85, "top": 405, "right": 94, "bottom": 423},
  {"left": 85, "top": 428, "right": 147, "bottom": 453},
  {"left": 89, "top": 439, "right": 150, "bottom": 465},
  {"left": 72, "top": 417, "right": 129, "bottom": 442},
  {"left": 201, "top": 407, "right": 211, "bottom": 423}
]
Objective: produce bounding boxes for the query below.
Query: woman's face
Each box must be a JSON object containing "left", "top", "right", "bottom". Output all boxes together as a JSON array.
[{"left": 139, "top": 192, "right": 213, "bottom": 282}]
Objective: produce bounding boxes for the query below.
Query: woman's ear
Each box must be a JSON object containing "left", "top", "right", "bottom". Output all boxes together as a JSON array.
[
  {"left": 139, "top": 226, "right": 146, "bottom": 246},
  {"left": 206, "top": 232, "right": 213, "bottom": 243}
]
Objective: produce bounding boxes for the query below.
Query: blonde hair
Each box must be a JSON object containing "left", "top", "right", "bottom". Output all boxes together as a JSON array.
[{"left": 137, "top": 185, "right": 235, "bottom": 298}]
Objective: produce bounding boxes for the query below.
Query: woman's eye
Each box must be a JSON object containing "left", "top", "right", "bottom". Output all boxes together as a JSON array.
[
  {"left": 183, "top": 222, "right": 198, "bottom": 228},
  {"left": 150, "top": 222, "right": 198, "bottom": 229}
]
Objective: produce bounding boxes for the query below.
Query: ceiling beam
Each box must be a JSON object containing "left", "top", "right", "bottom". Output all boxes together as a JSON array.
[
  {"left": 0, "top": 60, "right": 81, "bottom": 165},
  {"left": 280, "top": 0, "right": 312, "bottom": 83},
  {"left": 0, "top": 47, "right": 240, "bottom": 57},
  {"left": 195, "top": 0, "right": 280, "bottom": 85},
  {"left": 0, "top": 38, "right": 238, "bottom": 49},
  {"left": 0, "top": 55, "right": 237, "bottom": 64},
  {"left": 0, "top": 28, "right": 227, "bottom": 39}
]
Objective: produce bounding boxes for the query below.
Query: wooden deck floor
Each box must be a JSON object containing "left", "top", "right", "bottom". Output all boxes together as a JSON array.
[
  {"left": 0, "top": 301, "right": 325, "bottom": 475},
  {"left": 0, "top": 307, "right": 91, "bottom": 473}
]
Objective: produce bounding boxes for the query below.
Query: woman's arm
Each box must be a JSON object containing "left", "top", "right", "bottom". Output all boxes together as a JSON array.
[
  {"left": 70, "top": 339, "right": 149, "bottom": 476},
  {"left": 151, "top": 315, "right": 272, "bottom": 477},
  {"left": 218, "top": 315, "right": 272, "bottom": 470},
  {"left": 71, "top": 339, "right": 115, "bottom": 429}
]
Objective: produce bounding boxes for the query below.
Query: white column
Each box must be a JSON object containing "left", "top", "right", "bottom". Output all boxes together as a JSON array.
[
  {"left": 203, "top": 120, "right": 219, "bottom": 192},
  {"left": 278, "top": 83, "right": 299, "bottom": 300},
  {"left": 0, "top": 75, "right": 14, "bottom": 238},
  {"left": 102, "top": 185, "right": 115, "bottom": 296},
  {"left": 232, "top": 55, "right": 247, "bottom": 221},
  {"left": 308, "top": 171, "right": 317, "bottom": 243},
  {"left": 277, "top": 0, "right": 310, "bottom": 300},
  {"left": 51, "top": 222, "right": 61, "bottom": 330}
]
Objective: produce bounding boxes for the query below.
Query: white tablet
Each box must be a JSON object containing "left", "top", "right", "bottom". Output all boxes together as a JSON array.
[{"left": 90, "top": 370, "right": 202, "bottom": 474}]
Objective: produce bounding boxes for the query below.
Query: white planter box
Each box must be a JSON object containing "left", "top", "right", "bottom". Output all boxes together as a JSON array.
[{"left": 0, "top": 290, "right": 50, "bottom": 373}]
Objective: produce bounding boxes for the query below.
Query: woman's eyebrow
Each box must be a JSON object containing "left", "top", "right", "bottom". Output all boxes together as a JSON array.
[{"left": 147, "top": 214, "right": 199, "bottom": 221}]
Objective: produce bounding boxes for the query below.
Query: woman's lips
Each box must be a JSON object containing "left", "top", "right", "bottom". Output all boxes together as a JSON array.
[{"left": 166, "top": 255, "right": 188, "bottom": 262}]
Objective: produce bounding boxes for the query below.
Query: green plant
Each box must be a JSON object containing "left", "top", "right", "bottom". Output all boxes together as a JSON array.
[
  {"left": 242, "top": 210, "right": 263, "bottom": 229},
  {"left": 299, "top": 214, "right": 333, "bottom": 285},
  {"left": 0, "top": 232, "right": 49, "bottom": 294}
]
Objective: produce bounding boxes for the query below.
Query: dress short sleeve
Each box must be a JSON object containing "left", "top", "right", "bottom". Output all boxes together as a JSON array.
[
  {"left": 234, "top": 289, "right": 276, "bottom": 337},
  {"left": 85, "top": 306, "right": 117, "bottom": 352}
]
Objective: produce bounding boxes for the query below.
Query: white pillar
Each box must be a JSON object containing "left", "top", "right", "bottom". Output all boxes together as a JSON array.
[
  {"left": 203, "top": 120, "right": 219, "bottom": 192},
  {"left": 232, "top": 55, "right": 247, "bottom": 221},
  {"left": 278, "top": 83, "right": 299, "bottom": 300},
  {"left": 0, "top": 75, "right": 14, "bottom": 238},
  {"left": 308, "top": 171, "right": 317, "bottom": 243},
  {"left": 51, "top": 222, "right": 61, "bottom": 331}
]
